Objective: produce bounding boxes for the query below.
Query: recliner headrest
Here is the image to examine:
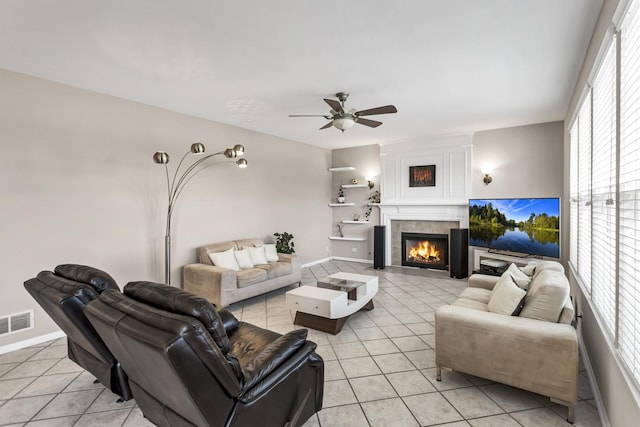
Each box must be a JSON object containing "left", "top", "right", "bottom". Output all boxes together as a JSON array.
[
  {"left": 123, "top": 281, "right": 232, "bottom": 354},
  {"left": 54, "top": 264, "right": 119, "bottom": 294}
]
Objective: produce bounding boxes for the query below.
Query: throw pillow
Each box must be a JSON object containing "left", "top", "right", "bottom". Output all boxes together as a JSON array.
[
  {"left": 234, "top": 249, "right": 254, "bottom": 269},
  {"left": 248, "top": 246, "right": 268, "bottom": 265},
  {"left": 519, "top": 264, "right": 536, "bottom": 277},
  {"left": 488, "top": 274, "right": 527, "bottom": 316},
  {"left": 208, "top": 248, "right": 240, "bottom": 271},
  {"left": 264, "top": 244, "right": 279, "bottom": 262},
  {"left": 507, "top": 263, "right": 532, "bottom": 290}
]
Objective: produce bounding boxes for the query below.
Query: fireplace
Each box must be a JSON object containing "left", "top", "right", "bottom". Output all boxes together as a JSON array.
[{"left": 401, "top": 232, "right": 449, "bottom": 270}]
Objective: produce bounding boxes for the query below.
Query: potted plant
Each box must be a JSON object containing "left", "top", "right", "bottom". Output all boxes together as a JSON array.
[
  {"left": 337, "top": 187, "right": 346, "bottom": 203},
  {"left": 364, "top": 190, "right": 380, "bottom": 221},
  {"left": 273, "top": 232, "right": 295, "bottom": 254}
]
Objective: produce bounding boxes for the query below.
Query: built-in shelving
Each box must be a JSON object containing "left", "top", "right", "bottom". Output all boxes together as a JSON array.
[
  {"left": 341, "top": 220, "right": 369, "bottom": 224},
  {"left": 328, "top": 166, "right": 355, "bottom": 172},
  {"left": 341, "top": 184, "right": 368, "bottom": 188},
  {"left": 328, "top": 236, "right": 367, "bottom": 241},
  {"left": 329, "top": 203, "right": 355, "bottom": 207}
]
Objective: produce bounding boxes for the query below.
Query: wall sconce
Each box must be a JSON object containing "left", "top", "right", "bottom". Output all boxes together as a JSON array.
[
  {"left": 365, "top": 176, "right": 375, "bottom": 189},
  {"left": 482, "top": 167, "right": 493, "bottom": 185}
]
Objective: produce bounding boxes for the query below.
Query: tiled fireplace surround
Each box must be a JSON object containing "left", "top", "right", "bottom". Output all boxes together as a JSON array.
[{"left": 378, "top": 204, "right": 469, "bottom": 268}]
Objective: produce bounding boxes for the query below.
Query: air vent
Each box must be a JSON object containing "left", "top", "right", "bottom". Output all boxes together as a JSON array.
[{"left": 0, "top": 310, "right": 34, "bottom": 336}]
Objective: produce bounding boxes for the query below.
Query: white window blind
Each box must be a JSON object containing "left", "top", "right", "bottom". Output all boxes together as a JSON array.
[
  {"left": 619, "top": 0, "right": 640, "bottom": 381},
  {"left": 590, "top": 38, "right": 617, "bottom": 337},
  {"left": 577, "top": 91, "right": 593, "bottom": 293},
  {"left": 569, "top": 120, "right": 579, "bottom": 270}
]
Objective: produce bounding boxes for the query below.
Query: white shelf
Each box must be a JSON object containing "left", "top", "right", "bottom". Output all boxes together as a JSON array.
[
  {"left": 328, "top": 236, "right": 367, "bottom": 241},
  {"left": 341, "top": 184, "right": 368, "bottom": 188},
  {"left": 329, "top": 203, "right": 355, "bottom": 207},
  {"left": 328, "top": 166, "right": 355, "bottom": 172},
  {"left": 342, "top": 220, "right": 369, "bottom": 224}
]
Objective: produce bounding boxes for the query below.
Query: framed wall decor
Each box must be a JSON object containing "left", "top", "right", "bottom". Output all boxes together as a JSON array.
[{"left": 409, "top": 165, "right": 436, "bottom": 187}]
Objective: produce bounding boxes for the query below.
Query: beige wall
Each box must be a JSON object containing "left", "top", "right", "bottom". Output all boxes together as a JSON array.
[
  {"left": 0, "top": 69, "right": 331, "bottom": 348},
  {"left": 562, "top": 0, "right": 640, "bottom": 425},
  {"left": 330, "top": 145, "right": 380, "bottom": 260},
  {"left": 472, "top": 121, "right": 564, "bottom": 200}
]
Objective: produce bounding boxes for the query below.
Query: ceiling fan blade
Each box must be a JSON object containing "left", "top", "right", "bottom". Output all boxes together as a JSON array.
[
  {"left": 323, "top": 98, "right": 343, "bottom": 113},
  {"left": 355, "top": 105, "right": 397, "bottom": 116},
  {"left": 319, "top": 121, "right": 334, "bottom": 130},
  {"left": 289, "top": 114, "right": 333, "bottom": 119},
  {"left": 356, "top": 117, "right": 383, "bottom": 128}
]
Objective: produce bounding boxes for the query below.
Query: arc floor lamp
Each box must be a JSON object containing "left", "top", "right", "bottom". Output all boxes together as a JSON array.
[{"left": 153, "top": 142, "right": 247, "bottom": 284}]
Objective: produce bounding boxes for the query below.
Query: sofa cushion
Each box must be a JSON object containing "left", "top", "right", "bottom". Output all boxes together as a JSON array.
[
  {"left": 458, "top": 287, "right": 492, "bottom": 304},
  {"left": 123, "top": 281, "right": 232, "bottom": 354},
  {"left": 234, "top": 249, "right": 254, "bottom": 269},
  {"left": 248, "top": 246, "right": 268, "bottom": 265},
  {"left": 532, "top": 260, "right": 564, "bottom": 280},
  {"left": 256, "top": 262, "right": 293, "bottom": 280},
  {"left": 487, "top": 274, "right": 526, "bottom": 316},
  {"left": 236, "top": 268, "right": 269, "bottom": 288},
  {"left": 209, "top": 248, "right": 241, "bottom": 271},
  {"left": 264, "top": 244, "right": 279, "bottom": 262},
  {"left": 506, "top": 263, "right": 531, "bottom": 290},
  {"left": 519, "top": 269, "right": 570, "bottom": 322},
  {"left": 451, "top": 298, "right": 489, "bottom": 311}
]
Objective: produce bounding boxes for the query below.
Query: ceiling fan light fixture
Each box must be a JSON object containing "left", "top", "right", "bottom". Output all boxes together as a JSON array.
[{"left": 333, "top": 116, "right": 355, "bottom": 131}]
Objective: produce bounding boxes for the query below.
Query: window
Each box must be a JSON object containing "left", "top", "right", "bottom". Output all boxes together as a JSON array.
[
  {"left": 590, "top": 39, "right": 617, "bottom": 337},
  {"left": 619, "top": 0, "right": 640, "bottom": 381},
  {"left": 569, "top": 0, "right": 640, "bottom": 388}
]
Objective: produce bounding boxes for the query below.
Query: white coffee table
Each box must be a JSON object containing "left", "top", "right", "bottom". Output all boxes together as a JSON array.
[{"left": 286, "top": 272, "right": 378, "bottom": 334}]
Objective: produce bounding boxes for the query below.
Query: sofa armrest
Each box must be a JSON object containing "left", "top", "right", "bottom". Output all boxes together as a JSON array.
[
  {"left": 468, "top": 274, "right": 500, "bottom": 290},
  {"left": 278, "top": 253, "right": 301, "bottom": 270},
  {"left": 435, "top": 304, "right": 578, "bottom": 404},
  {"left": 183, "top": 263, "right": 237, "bottom": 307}
]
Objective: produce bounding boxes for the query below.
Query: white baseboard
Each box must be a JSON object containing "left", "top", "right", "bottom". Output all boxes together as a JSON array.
[
  {"left": 578, "top": 333, "right": 611, "bottom": 427},
  {"left": 330, "top": 256, "right": 373, "bottom": 264},
  {"left": 301, "top": 257, "right": 332, "bottom": 268},
  {"left": 0, "top": 330, "right": 65, "bottom": 355}
]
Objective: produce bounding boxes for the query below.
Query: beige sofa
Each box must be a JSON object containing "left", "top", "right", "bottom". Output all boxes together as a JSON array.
[
  {"left": 435, "top": 261, "right": 578, "bottom": 423},
  {"left": 183, "top": 238, "right": 301, "bottom": 307}
]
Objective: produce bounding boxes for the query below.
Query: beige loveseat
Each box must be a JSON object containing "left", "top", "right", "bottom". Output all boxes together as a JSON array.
[
  {"left": 435, "top": 261, "right": 578, "bottom": 423},
  {"left": 183, "top": 238, "right": 301, "bottom": 307}
]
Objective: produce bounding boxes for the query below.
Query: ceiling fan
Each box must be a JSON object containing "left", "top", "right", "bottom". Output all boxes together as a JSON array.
[{"left": 289, "top": 92, "right": 397, "bottom": 132}]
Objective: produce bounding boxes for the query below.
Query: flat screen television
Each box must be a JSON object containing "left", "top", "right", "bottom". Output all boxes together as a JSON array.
[{"left": 468, "top": 198, "right": 560, "bottom": 258}]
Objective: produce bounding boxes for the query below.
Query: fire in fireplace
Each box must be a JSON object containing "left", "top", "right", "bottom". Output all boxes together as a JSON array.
[{"left": 401, "top": 232, "right": 449, "bottom": 270}]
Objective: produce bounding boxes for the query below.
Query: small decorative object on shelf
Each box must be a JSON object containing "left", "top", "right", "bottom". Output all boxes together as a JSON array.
[
  {"left": 351, "top": 178, "right": 358, "bottom": 185},
  {"left": 337, "top": 187, "right": 345, "bottom": 203},
  {"left": 352, "top": 211, "right": 361, "bottom": 221},
  {"left": 337, "top": 224, "right": 344, "bottom": 238},
  {"left": 273, "top": 232, "right": 295, "bottom": 254}
]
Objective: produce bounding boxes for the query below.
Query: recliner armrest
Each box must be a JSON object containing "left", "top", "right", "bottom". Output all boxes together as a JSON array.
[
  {"left": 241, "top": 329, "right": 309, "bottom": 391},
  {"left": 217, "top": 309, "right": 239, "bottom": 335}
]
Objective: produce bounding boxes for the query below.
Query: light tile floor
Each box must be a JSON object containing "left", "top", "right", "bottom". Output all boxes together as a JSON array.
[{"left": 0, "top": 260, "right": 602, "bottom": 426}]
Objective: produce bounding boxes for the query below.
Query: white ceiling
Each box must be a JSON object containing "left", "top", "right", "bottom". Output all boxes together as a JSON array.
[{"left": 0, "top": 0, "right": 602, "bottom": 149}]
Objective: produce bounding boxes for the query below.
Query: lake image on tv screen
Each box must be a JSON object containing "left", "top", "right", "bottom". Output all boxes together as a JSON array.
[{"left": 469, "top": 198, "right": 560, "bottom": 258}]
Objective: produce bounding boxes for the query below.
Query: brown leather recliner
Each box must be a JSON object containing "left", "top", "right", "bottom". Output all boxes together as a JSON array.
[
  {"left": 23, "top": 264, "right": 132, "bottom": 401},
  {"left": 85, "top": 281, "right": 324, "bottom": 427}
]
